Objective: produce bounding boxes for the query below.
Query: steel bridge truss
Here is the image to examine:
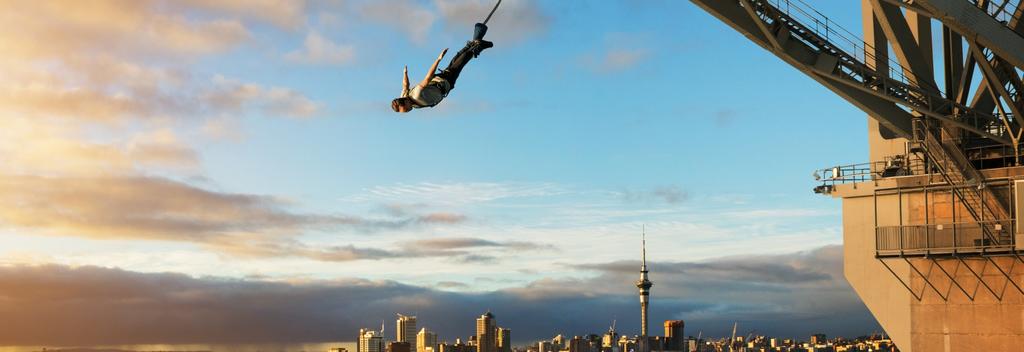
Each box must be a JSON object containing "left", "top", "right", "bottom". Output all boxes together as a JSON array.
[
  {"left": 878, "top": 255, "right": 1024, "bottom": 302},
  {"left": 693, "top": 0, "right": 1024, "bottom": 236},
  {"left": 691, "top": 0, "right": 1024, "bottom": 301}
]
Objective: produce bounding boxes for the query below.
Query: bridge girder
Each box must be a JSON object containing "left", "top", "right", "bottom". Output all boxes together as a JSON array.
[
  {"left": 891, "top": 0, "right": 1024, "bottom": 69},
  {"left": 689, "top": 0, "right": 1015, "bottom": 145},
  {"left": 689, "top": 0, "right": 916, "bottom": 138}
]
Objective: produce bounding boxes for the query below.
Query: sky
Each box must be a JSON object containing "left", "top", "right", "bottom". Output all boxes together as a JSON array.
[{"left": 0, "top": 0, "right": 882, "bottom": 347}]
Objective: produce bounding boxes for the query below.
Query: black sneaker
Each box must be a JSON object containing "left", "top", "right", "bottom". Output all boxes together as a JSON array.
[{"left": 468, "top": 39, "right": 493, "bottom": 57}]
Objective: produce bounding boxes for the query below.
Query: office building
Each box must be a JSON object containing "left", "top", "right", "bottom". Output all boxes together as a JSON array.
[
  {"left": 476, "top": 312, "right": 497, "bottom": 352},
  {"left": 497, "top": 327, "right": 511, "bottom": 352},
  {"left": 418, "top": 328, "right": 438, "bottom": 352},
  {"left": 398, "top": 314, "right": 418, "bottom": 352},
  {"left": 361, "top": 330, "right": 385, "bottom": 352},
  {"left": 663, "top": 320, "right": 684, "bottom": 351}
]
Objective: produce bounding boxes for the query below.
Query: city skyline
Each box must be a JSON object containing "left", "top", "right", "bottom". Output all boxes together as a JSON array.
[
  {"left": 344, "top": 243, "right": 880, "bottom": 350},
  {"left": 345, "top": 305, "right": 891, "bottom": 352},
  {"left": 0, "top": 0, "right": 883, "bottom": 347}
]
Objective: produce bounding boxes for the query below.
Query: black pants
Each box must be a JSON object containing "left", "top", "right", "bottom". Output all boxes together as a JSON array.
[{"left": 435, "top": 43, "right": 478, "bottom": 88}]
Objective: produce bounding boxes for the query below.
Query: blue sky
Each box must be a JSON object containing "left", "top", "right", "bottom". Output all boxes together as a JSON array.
[{"left": 0, "top": 0, "right": 883, "bottom": 345}]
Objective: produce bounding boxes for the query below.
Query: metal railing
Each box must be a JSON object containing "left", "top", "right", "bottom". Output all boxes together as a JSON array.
[
  {"left": 754, "top": 0, "right": 1012, "bottom": 142},
  {"left": 813, "top": 155, "right": 926, "bottom": 186},
  {"left": 876, "top": 219, "right": 1015, "bottom": 256},
  {"left": 764, "top": 0, "right": 916, "bottom": 90},
  {"left": 968, "top": 0, "right": 1023, "bottom": 27}
]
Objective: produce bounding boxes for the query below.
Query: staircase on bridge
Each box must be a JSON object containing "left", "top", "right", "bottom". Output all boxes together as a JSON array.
[{"left": 915, "top": 120, "right": 1013, "bottom": 245}]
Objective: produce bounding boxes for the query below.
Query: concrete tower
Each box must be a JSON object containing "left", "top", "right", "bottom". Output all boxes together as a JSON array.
[{"left": 635, "top": 230, "right": 653, "bottom": 338}]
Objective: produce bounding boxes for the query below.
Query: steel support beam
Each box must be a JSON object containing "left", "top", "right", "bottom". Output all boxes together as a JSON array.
[
  {"left": 690, "top": 0, "right": 915, "bottom": 137},
  {"left": 903, "top": 0, "right": 1024, "bottom": 69},
  {"left": 869, "top": 0, "right": 940, "bottom": 91},
  {"left": 971, "top": 45, "right": 1024, "bottom": 128}
]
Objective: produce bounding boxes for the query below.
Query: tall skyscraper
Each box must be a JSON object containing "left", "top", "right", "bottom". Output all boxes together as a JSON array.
[
  {"left": 361, "top": 330, "right": 385, "bottom": 352},
  {"left": 476, "top": 312, "right": 497, "bottom": 352},
  {"left": 417, "top": 328, "right": 437, "bottom": 352},
  {"left": 496, "top": 327, "right": 511, "bottom": 352},
  {"left": 635, "top": 231, "right": 653, "bottom": 337},
  {"left": 359, "top": 328, "right": 368, "bottom": 352},
  {"left": 398, "top": 314, "right": 418, "bottom": 352},
  {"left": 663, "top": 320, "right": 684, "bottom": 351}
]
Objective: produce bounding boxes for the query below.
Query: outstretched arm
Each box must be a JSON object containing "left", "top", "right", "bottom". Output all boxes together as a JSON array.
[
  {"left": 401, "top": 65, "right": 410, "bottom": 97},
  {"left": 418, "top": 48, "right": 448, "bottom": 88}
]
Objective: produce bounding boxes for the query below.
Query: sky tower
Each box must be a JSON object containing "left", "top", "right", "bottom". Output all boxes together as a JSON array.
[{"left": 636, "top": 229, "right": 653, "bottom": 338}]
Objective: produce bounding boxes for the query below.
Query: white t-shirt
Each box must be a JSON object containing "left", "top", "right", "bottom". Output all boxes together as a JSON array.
[{"left": 406, "top": 77, "right": 451, "bottom": 108}]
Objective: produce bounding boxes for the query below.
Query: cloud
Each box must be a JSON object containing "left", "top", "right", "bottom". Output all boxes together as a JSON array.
[
  {"left": 418, "top": 212, "right": 469, "bottom": 224},
  {"left": 286, "top": 30, "right": 356, "bottom": 66},
  {"left": 581, "top": 33, "right": 651, "bottom": 73},
  {"left": 584, "top": 48, "right": 650, "bottom": 73},
  {"left": 352, "top": 182, "right": 564, "bottom": 205},
  {"left": 406, "top": 237, "right": 551, "bottom": 251},
  {"left": 561, "top": 246, "right": 852, "bottom": 310},
  {"left": 620, "top": 185, "right": 690, "bottom": 205},
  {"left": 0, "top": 1, "right": 321, "bottom": 124},
  {"left": 436, "top": 280, "right": 470, "bottom": 289},
  {"left": 714, "top": 109, "right": 738, "bottom": 127},
  {"left": 205, "top": 76, "right": 321, "bottom": 118},
  {"left": 358, "top": 0, "right": 437, "bottom": 44},
  {"left": 0, "top": 174, "right": 476, "bottom": 262},
  {"left": 456, "top": 254, "right": 499, "bottom": 264},
  {"left": 0, "top": 2, "right": 250, "bottom": 61},
  {"left": 434, "top": 0, "right": 551, "bottom": 44},
  {"left": 0, "top": 122, "right": 200, "bottom": 176},
  {"left": 0, "top": 246, "right": 880, "bottom": 346},
  {"left": 179, "top": 0, "right": 309, "bottom": 29},
  {"left": 0, "top": 174, "right": 319, "bottom": 241}
]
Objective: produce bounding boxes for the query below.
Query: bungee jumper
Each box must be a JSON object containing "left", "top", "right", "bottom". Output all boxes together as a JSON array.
[{"left": 391, "top": 0, "right": 501, "bottom": 113}]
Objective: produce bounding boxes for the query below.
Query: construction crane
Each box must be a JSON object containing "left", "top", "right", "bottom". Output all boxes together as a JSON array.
[
  {"left": 729, "top": 323, "right": 738, "bottom": 352},
  {"left": 694, "top": 330, "right": 702, "bottom": 352}
]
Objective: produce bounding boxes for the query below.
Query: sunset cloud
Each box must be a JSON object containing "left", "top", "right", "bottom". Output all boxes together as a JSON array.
[
  {"left": 179, "top": 0, "right": 309, "bottom": 29},
  {"left": 0, "top": 0, "right": 327, "bottom": 263},
  {"left": 286, "top": 30, "right": 356, "bottom": 66},
  {"left": 0, "top": 173, "right": 477, "bottom": 262},
  {"left": 0, "top": 2, "right": 249, "bottom": 60}
]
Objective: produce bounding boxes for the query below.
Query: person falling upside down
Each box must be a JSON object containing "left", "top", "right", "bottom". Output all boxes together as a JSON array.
[{"left": 392, "top": 23, "right": 493, "bottom": 113}]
